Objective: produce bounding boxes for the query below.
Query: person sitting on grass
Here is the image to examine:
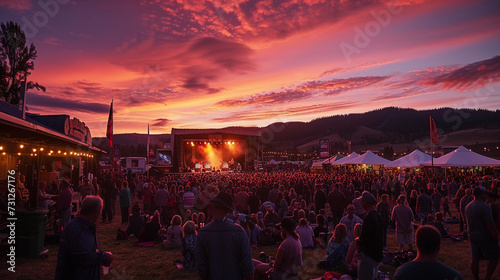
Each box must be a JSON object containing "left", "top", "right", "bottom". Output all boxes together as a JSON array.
[
  {"left": 163, "top": 215, "right": 183, "bottom": 249},
  {"left": 321, "top": 223, "right": 350, "bottom": 271},
  {"left": 126, "top": 202, "right": 144, "bottom": 238},
  {"left": 253, "top": 217, "right": 303, "bottom": 280},
  {"left": 345, "top": 223, "right": 363, "bottom": 278},
  {"left": 138, "top": 210, "right": 161, "bottom": 243},
  {"left": 394, "top": 225, "right": 463, "bottom": 280},
  {"left": 181, "top": 221, "right": 197, "bottom": 269},
  {"left": 295, "top": 218, "right": 315, "bottom": 248}
]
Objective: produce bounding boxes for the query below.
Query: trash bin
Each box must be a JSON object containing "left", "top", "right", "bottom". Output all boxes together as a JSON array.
[{"left": 16, "top": 208, "right": 48, "bottom": 258}]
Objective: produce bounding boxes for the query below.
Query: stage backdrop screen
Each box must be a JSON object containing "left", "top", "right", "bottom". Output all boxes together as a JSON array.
[{"left": 156, "top": 149, "right": 173, "bottom": 167}]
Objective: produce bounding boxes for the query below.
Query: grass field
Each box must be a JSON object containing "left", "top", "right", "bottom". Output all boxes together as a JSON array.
[{"left": 1, "top": 198, "right": 498, "bottom": 280}]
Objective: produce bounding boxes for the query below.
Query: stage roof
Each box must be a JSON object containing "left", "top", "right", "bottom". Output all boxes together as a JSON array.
[{"left": 171, "top": 127, "right": 261, "bottom": 137}]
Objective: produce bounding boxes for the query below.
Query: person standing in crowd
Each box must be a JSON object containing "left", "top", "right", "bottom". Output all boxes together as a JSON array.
[
  {"left": 55, "top": 196, "right": 113, "bottom": 280},
  {"left": 91, "top": 177, "right": 100, "bottom": 198},
  {"left": 391, "top": 195, "right": 415, "bottom": 252},
  {"left": 100, "top": 176, "right": 115, "bottom": 223},
  {"left": 183, "top": 186, "right": 195, "bottom": 211},
  {"left": 38, "top": 180, "right": 52, "bottom": 210},
  {"left": 314, "top": 184, "right": 327, "bottom": 213},
  {"left": 460, "top": 188, "right": 474, "bottom": 238},
  {"left": 356, "top": 191, "right": 383, "bottom": 280},
  {"left": 80, "top": 178, "right": 95, "bottom": 202},
  {"left": 196, "top": 192, "right": 254, "bottom": 280},
  {"left": 416, "top": 187, "right": 432, "bottom": 220},
  {"left": 339, "top": 204, "right": 363, "bottom": 244},
  {"left": 431, "top": 188, "right": 443, "bottom": 215},
  {"left": 119, "top": 181, "right": 131, "bottom": 225},
  {"left": 57, "top": 177, "right": 74, "bottom": 230},
  {"left": 155, "top": 183, "right": 170, "bottom": 225},
  {"left": 253, "top": 217, "right": 303, "bottom": 280},
  {"left": 377, "top": 194, "right": 391, "bottom": 250},
  {"left": 465, "top": 187, "right": 499, "bottom": 280},
  {"left": 394, "top": 225, "right": 463, "bottom": 280},
  {"left": 352, "top": 191, "right": 366, "bottom": 219},
  {"left": 328, "top": 184, "right": 347, "bottom": 227}
]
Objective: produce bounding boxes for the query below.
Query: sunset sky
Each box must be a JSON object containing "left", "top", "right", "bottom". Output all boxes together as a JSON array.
[{"left": 1, "top": 0, "right": 499, "bottom": 137}]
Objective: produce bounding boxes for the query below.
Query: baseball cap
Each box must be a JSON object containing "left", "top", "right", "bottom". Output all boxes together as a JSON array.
[
  {"left": 209, "top": 192, "right": 233, "bottom": 210},
  {"left": 277, "top": 217, "right": 296, "bottom": 233},
  {"left": 361, "top": 191, "right": 377, "bottom": 204}
]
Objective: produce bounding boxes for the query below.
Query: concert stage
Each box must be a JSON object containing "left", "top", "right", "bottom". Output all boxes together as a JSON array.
[{"left": 170, "top": 127, "right": 261, "bottom": 172}]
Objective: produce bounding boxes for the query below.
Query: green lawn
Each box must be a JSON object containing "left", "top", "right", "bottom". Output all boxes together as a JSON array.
[{"left": 1, "top": 200, "right": 498, "bottom": 280}]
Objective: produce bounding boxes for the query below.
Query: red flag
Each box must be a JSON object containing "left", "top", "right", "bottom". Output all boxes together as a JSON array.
[
  {"left": 106, "top": 100, "right": 113, "bottom": 148},
  {"left": 430, "top": 116, "right": 439, "bottom": 144}
]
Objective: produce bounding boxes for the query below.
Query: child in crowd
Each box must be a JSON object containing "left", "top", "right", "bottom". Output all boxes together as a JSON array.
[
  {"left": 163, "top": 215, "right": 183, "bottom": 249},
  {"left": 181, "top": 221, "right": 197, "bottom": 269}
]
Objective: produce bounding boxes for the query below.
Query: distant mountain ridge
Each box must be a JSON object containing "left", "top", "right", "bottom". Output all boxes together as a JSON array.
[{"left": 92, "top": 107, "right": 500, "bottom": 156}]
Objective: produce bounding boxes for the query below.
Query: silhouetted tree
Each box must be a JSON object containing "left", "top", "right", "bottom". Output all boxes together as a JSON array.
[{"left": 0, "top": 21, "right": 45, "bottom": 106}]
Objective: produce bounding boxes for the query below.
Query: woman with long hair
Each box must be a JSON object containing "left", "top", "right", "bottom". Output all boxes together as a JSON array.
[
  {"left": 253, "top": 217, "right": 303, "bottom": 280},
  {"left": 322, "top": 223, "right": 350, "bottom": 270}
]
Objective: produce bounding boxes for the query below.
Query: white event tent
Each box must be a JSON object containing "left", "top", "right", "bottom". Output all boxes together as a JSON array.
[
  {"left": 343, "top": 151, "right": 390, "bottom": 165},
  {"left": 331, "top": 152, "right": 359, "bottom": 165},
  {"left": 385, "top": 149, "right": 434, "bottom": 168},
  {"left": 421, "top": 146, "right": 500, "bottom": 167},
  {"left": 311, "top": 154, "right": 345, "bottom": 169}
]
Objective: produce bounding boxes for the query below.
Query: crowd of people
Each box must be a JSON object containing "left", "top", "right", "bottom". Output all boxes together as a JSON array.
[{"left": 4, "top": 167, "right": 498, "bottom": 279}]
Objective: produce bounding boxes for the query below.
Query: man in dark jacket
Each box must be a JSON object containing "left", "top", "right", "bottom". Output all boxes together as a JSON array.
[
  {"left": 356, "top": 191, "right": 383, "bottom": 280},
  {"left": 55, "top": 196, "right": 113, "bottom": 280}
]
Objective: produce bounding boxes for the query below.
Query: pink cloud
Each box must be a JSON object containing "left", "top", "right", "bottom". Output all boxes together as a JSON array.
[
  {"left": 212, "top": 101, "right": 361, "bottom": 122},
  {"left": 0, "top": 0, "right": 32, "bottom": 10},
  {"left": 422, "top": 56, "right": 500, "bottom": 90}
]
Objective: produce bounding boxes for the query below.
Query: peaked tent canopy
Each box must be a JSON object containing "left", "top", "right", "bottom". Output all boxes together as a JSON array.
[
  {"left": 332, "top": 152, "right": 359, "bottom": 165},
  {"left": 311, "top": 154, "right": 345, "bottom": 168},
  {"left": 344, "top": 151, "right": 390, "bottom": 165},
  {"left": 385, "top": 149, "right": 434, "bottom": 168},
  {"left": 421, "top": 146, "right": 500, "bottom": 167}
]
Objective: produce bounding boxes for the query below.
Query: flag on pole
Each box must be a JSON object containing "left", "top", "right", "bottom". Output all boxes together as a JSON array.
[
  {"left": 430, "top": 116, "right": 439, "bottom": 144},
  {"left": 147, "top": 123, "right": 150, "bottom": 164},
  {"left": 106, "top": 100, "right": 113, "bottom": 148}
]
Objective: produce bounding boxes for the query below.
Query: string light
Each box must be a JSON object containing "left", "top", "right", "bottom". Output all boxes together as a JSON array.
[
  {"left": 2, "top": 152, "right": 5, "bottom": 155},
  {"left": 40, "top": 148, "right": 44, "bottom": 151},
  {"left": 33, "top": 148, "right": 37, "bottom": 152},
  {"left": 58, "top": 150, "right": 61, "bottom": 153},
  {"left": 20, "top": 144, "right": 24, "bottom": 148},
  {"left": 17, "top": 152, "right": 21, "bottom": 156},
  {"left": 0, "top": 146, "right": 2, "bottom": 150}
]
